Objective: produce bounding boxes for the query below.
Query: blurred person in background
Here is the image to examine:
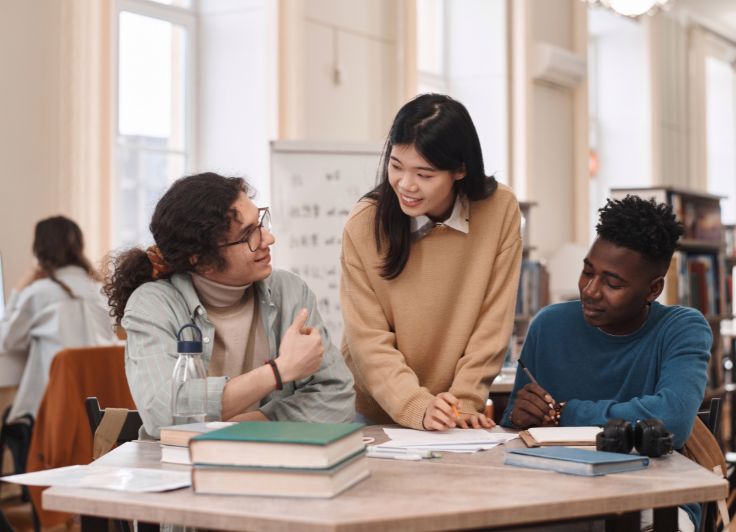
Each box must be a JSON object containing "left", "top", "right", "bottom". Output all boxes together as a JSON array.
[{"left": 0, "top": 216, "right": 116, "bottom": 423}]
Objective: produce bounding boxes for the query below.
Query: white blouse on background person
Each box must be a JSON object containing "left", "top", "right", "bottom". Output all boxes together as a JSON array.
[{"left": 0, "top": 265, "right": 116, "bottom": 423}]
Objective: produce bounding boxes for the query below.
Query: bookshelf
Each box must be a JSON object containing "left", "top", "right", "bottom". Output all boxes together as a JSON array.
[
  {"left": 514, "top": 201, "right": 550, "bottom": 357},
  {"left": 490, "top": 201, "right": 550, "bottom": 420},
  {"left": 611, "top": 187, "right": 731, "bottom": 448}
]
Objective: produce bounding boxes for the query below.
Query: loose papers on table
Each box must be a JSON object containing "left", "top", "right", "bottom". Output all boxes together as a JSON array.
[
  {"left": 1, "top": 465, "right": 190, "bottom": 492},
  {"left": 376, "top": 428, "right": 518, "bottom": 453}
]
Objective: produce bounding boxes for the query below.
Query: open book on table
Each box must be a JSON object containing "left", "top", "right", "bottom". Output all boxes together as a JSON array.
[{"left": 519, "top": 426, "right": 601, "bottom": 447}]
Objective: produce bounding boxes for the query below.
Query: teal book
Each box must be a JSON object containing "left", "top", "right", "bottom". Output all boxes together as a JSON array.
[
  {"left": 189, "top": 421, "right": 365, "bottom": 469},
  {"left": 504, "top": 447, "right": 649, "bottom": 476}
]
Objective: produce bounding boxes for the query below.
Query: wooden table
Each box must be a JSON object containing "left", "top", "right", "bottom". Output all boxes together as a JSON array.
[{"left": 42, "top": 426, "right": 727, "bottom": 532}]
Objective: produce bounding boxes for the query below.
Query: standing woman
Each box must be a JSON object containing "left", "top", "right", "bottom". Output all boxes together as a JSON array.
[
  {"left": 0, "top": 216, "right": 115, "bottom": 423},
  {"left": 341, "top": 94, "right": 522, "bottom": 431}
]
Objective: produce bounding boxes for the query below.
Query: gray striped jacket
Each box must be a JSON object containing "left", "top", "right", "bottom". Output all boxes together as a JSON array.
[{"left": 122, "top": 270, "right": 355, "bottom": 438}]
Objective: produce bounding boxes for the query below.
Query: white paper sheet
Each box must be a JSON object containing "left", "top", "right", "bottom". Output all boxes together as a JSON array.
[
  {"left": 1, "top": 465, "right": 190, "bottom": 492},
  {"left": 380, "top": 428, "right": 518, "bottom": 453},
  {"left": 383, "top": 428, "right": 517, "bottom": 446},
  {"left": 373, "top": 441, "right": 504, "bottom": 453}
]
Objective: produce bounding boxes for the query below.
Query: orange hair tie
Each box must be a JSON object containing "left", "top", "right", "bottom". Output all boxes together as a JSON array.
[{"left": 145, "top": 245, "right": 171, "bottom": 280}]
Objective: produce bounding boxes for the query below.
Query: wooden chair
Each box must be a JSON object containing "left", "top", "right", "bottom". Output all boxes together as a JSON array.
[
  {"left": 85, "top": 397, "right": 143, "bottom": 445},
  {"left": 698, "top": 397, "right": 721, "bottom": 439},
  {"left": 84, "top": 397, "right": 158, "bottom": 532},
  {"left": 694, "top": 397, "right": 723, "bottom": 532},
  {"left": 26, "top": 346, "right": 136, "bottom": 529}
]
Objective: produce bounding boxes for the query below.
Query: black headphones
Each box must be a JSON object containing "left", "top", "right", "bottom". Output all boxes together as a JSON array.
[{"left": 595, "top": 418, "right": 674, "bottom": 458}]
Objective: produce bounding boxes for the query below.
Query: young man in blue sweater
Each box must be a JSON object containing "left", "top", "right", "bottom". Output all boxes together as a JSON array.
[{"left": 502, "top": 195, "right": 711, "bottom": 531}]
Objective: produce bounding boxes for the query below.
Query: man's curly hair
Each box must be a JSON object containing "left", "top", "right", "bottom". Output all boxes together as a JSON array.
[{"left": 596, "top": 195, "right": 683, "bottom": 271}]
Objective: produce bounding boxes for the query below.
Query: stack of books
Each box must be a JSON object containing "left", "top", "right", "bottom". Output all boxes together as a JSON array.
[
  {"left": 159, "top": 421, "right": 234, "bottom": 465},
  {"left": 189, "top": 421, "right": 369, "bottom": 498}
]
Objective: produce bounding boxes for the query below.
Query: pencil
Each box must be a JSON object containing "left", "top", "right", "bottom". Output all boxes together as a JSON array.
[
  {"left": 450, "top": 405, "right": 476, "bottom": 417},
  {"left": 517, "top": 360, "right": 539, "bottom": 386},
  {"left": 518, "top": 360, "right": 555, "bottom": 409}
]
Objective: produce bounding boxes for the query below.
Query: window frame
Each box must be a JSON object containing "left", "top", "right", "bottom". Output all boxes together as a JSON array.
[{"left": 112, "top": 0, "right": 197, "bottom": 247}]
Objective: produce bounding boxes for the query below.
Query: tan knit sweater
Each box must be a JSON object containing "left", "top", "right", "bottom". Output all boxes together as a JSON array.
[{"left": 340, "top": 184, "right": 522, "bottom": 429}]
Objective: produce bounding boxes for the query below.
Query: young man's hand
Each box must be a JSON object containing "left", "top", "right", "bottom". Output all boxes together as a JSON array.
[
  {"left": 276, "top": 309, "right": 324, "bottom": 382},
  {"left": 510, "top": 383, "right": 557, "bottom": 428}
]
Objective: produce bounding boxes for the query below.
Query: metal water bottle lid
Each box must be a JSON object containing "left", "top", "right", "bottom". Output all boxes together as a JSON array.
[{"left": 177, "top": 323, "right": 203, "bottom": 354}]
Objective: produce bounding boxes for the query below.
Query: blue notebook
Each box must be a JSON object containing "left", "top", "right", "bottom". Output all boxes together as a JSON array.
[{"left": 504, "top": 446, "right": 650, "bottom": 476}]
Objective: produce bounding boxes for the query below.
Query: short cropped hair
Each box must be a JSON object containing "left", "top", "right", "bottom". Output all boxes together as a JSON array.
[{"left": 596, "top": 195, "right": 684, "bottom": 271}]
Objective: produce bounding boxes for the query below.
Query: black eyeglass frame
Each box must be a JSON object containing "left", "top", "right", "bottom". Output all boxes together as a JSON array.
[{"left": 218, "top": 207, "right": 271, "bottom": 252}]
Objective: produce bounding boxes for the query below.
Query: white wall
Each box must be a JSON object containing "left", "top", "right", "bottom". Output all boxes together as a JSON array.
[
  {"left": 0, "top": 1, "right": 64, "bottom": 290},
  {"left": 197, "top": 0, "right": 272, "bottom": 202},
  {"left": 280, "top": 0, "right": 400, "bottom": 143},
  {"left": 512, "top": 0, "right": 587, "bottom": 261}
]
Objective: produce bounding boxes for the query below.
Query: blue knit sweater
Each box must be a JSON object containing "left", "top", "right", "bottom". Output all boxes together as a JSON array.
[{"left": 501, "top": 300, "right": 712, "bottom": 527}]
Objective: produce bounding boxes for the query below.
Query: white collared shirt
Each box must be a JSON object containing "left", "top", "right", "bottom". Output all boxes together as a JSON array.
[{"left": 410, "top": 193, "right": 469, "bottom": 240}]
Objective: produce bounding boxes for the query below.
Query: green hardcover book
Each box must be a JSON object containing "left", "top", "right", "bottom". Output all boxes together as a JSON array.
[{"left": 189, "top": 421, "right": 365, "bottom": 469}]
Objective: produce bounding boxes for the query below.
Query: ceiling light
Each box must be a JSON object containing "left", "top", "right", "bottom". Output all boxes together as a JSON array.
[{"left": 584, "top": 0, "right": 672, "bottom": 18}]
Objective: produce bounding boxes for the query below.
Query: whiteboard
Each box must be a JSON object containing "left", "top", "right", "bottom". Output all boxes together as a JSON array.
[{"left": 270, "top": 141, "right": 382, "bottom": 343}]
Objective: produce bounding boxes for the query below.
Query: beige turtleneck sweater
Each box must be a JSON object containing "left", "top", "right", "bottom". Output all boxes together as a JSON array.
[{"left": 191, "top": 274, "right": 269, "bottom": 390}]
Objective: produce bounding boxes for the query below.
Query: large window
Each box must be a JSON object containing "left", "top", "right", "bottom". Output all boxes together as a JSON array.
[
  {"left": 415, "top": 0, "right": 508, "bottom": 183},
  {"left": 705, "top": 54, "right": 736, "bottom": 225},
  {"left": 587, "top": 6, "right": 649, "bottom": 240},
  {"left": 114, "top": 1, "right": 195, "bottom": 247}
]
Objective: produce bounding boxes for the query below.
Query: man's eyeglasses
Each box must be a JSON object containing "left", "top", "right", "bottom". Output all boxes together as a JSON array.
[{"left": 219, "top": 207, "right": 271, "bottom": 252}]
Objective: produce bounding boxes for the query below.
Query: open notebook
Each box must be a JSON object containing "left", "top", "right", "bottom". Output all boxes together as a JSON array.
[{"left": 520, "top": 426, "right": 601, "bottom": 447}]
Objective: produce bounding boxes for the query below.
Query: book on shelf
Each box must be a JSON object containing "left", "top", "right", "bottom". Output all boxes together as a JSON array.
[
  {"left": 726, "top": 225, "right": 735, "bottom": 257},
  {"left": 504, "top": 447, "right": 649, "bottom": 476},
  {"left": 192, "top": 450, "right": 369, "bottom": 498},
  {"left": 159, "top": 421, "right": 235, "bottom": 448},
  {"left": 690, "top": 201, "right": 723, "bottom": 242},
  {"left": 189, "top": 421, "right": 365, "bottom": 469},
  {"left": 686, "top": 254, "right": 718, "bottom": 316},
  {"left": 519, "top": 426, "right": 601, "bottom": 447},
  {"left": 516, "top": 260, "right": 550, "bottom": 317}
]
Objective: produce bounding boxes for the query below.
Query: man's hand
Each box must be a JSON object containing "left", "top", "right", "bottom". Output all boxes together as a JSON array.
[
  {"left": 276, "top": 309, "right": 324, "bottom": 383},
  {"left": 510, "top": 383, "right": 557, "bottom": 429}
]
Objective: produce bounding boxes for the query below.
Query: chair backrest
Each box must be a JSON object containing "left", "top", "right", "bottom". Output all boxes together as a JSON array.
[
  {"left": 688, "top": 398, "right": 725, "bottom": 532},
  {"left": 26, "top": 345, "right": 136, "bottom": 529},
  {"left": 85, "top": 397, "right": 142, "bottom": 444},
  {"left": 697, "top": 397, "right": 721, "bottom": 437}
]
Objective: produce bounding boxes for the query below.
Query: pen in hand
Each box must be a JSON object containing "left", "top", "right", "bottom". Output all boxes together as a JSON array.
[{"left": 518, "top": 360, "right": 555, "bottom": 410}]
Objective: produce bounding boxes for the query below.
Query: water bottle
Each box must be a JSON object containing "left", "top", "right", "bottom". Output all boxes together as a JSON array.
[{"left": 171, "top": 323, "right": 207, "bottom": 425}]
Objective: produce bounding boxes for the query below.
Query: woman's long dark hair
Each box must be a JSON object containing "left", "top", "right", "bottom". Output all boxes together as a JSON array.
[
  {"left": 104, "top": 173, "right": 248, "bottom": 324},
  {"left": 33, "top": 216, "right": 95, "bottom": 298},
  {"left": 367, "top": 93, "right": 497, "bottom": 279}
]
